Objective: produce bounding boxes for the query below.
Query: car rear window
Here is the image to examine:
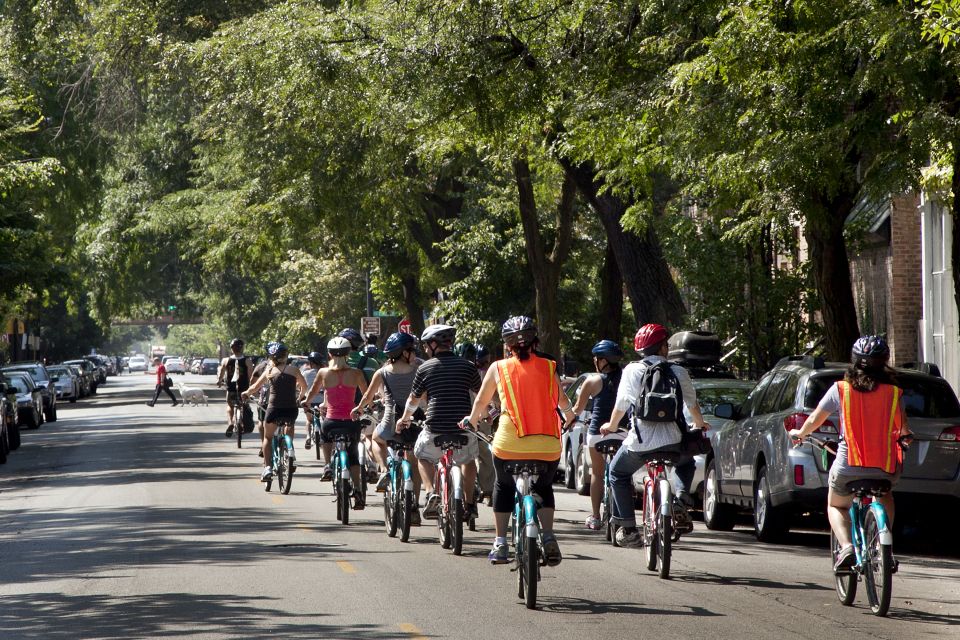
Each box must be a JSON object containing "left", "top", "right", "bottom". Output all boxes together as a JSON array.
[
  {"left": 695, "top": 386, "right": 751, "bottom": 415},
  {"left": 805, "top": 372, "right": 960, "bottom": 418},
  {"left": 7, "top": 377, "right": 28, "bottom": 393}
]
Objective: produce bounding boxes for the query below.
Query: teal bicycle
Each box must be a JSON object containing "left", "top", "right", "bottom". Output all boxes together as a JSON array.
[
  {"left": 803, "top": 435, "right": 911, "bottom": 617},
  {"left": 504, "top": 459, "right": 552, "bottom": 610},
  {"left": 265, "top": 415, "right": 296, "bottom": 495}
]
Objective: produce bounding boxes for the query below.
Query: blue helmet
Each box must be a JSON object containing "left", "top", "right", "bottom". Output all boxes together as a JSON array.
[
  {"left": 337, "top": 328, "right": 364, "bottom": 350},
  {"left": 266, "top": 341, "right": 288, "bottom": 358},
  {"left": 852, "top": 335, "right": 889, "bottom": 364},
  {"left": 591, "top": 339, "right": 623, "bottom": 362},
  {"left": 384, "top": 331, "right": 416, "bottom": 358}
]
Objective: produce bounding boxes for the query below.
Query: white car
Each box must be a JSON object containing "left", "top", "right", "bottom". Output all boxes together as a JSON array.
[
  {"left": 128, "top": 356, "right": 148, "bottom": 372},
  {"left": 163, "top": 358, "right": 186, "bottom": 374}
]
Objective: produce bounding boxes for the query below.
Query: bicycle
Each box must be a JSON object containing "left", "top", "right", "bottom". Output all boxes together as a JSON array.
[
  {"left": 264, "top": 415, "right": 296, "bottom": 495},
  {"left": 801, "top": 435, "right": 910, "bottom": 617},
  {"left": 504, "top": 459, "right": 552, "bottom": 610},
  {"left": 383, "top": 424, "right": 422, "bottom": 542},
  {"left": 640, "top": 450, "right": 682, "bottom": 579},
  {"left": 308, "top": 406, "right": 324, "bottom": 460},
  {"left": 593, "top": 433, "right": 626, "bottom": 546},
  {"left": 432, "top": 430, "right": 475, "bottom": 556},
  {"left": 226, "top": 388, "right": 244, "bottom": 448},
  {"left": 324, "top": 424, "right": 365, "bottom": 525}
]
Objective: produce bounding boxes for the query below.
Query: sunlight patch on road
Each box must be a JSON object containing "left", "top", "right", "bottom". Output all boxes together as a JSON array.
[
  {"left": 398, "top": 623, "right": 427, "bottom": 639},
  {"left": 336, "top": 560, "right": 357, "bottom": 574}
]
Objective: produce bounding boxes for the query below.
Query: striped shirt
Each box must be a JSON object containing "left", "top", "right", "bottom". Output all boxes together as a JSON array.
[{"left": 411, "top": 351, "right": 481, "bottom": 433}]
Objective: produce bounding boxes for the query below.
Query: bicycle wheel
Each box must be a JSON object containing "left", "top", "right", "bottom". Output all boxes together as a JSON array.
[
  {"left": 314, "top": 423, "right": 322, "bottom": 460},
  {"left": 280, "top": 447, "right": 294, "bottom": 496},
  {"left": 864, "top": 508, "right": 893, "bottom": 616},
  {"left": 335, "top": 476, "right": 344, "bottom": 522},
  {"left": 657, "top": 494, "right": 673, "bottom": 579},
  {"left": 452, "top": 498, "right": 464, "bottom": 556},
  {"left": 339, "top": 476, "right": 351, "bottom": 525},
  {"left": 643, "top": 482, "right": 658, "bottom": 571},
  {"left": 400, "top": 489, "right": 413, "bottom": 542},
  {"left": 384, "top": 476, "right": 398, "bottom": 537},
  {"left": 515, "top": 522, "right": 526, "bottom": 599},
  {"left": 831, "top": 530, "right": 857, "bottom": 606},
  {"left": 524, "top": 534, "right": 539, "bottom": 609},
  {"left": 604, "top": 485, "right": 617, "bottom": 545}
]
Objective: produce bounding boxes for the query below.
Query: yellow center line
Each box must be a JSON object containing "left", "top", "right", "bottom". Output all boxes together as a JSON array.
[
  {"left": 296, "top": 523, "right": 312, "bottom": 531},
  {"left": 336, "top": 560, "right": 357, "bottom": 574},
  {"left": 271, "top": 496, "right": 284, "bottom": 504},
  {"left": 398, "top": 623, "right": 427, "bottom": 640}
]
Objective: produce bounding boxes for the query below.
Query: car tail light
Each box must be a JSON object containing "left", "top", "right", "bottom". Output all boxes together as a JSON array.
[
  {"left": 794, "top": 464, "right": 804, "bottom": 486},
  {"left": 783, "top": 412, "right": 836, "bottom": 434},
  {"left": 938, "top": 426, "right": 960, "bottom": 442}
]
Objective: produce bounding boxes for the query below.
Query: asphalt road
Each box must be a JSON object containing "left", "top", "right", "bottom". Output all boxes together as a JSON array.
[{"left": 1, "top": 374, "right": 957, "bottom": 639}]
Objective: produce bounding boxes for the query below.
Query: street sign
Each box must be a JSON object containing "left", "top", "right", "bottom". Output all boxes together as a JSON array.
[
  {"left": 361, "top": 316, "right": 381, "bottom": 336},
  {"left": 398, "top": 318, "right": 412, "bottom": 334}
]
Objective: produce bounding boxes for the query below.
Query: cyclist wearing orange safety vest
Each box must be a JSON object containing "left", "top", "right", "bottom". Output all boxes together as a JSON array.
[
  {"left": 463, "top": 316, "right": 576, "bottom": 566},
  {"left": 789, "top": 336, "right": 912, "bottom": 572}
]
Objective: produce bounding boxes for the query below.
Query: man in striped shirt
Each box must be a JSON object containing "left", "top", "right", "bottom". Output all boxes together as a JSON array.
[{"left": 398, "top": 324, "right": 482, "bottom": 520}]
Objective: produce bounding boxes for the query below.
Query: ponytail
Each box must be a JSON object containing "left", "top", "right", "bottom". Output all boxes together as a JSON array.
[{"left": 845, "top": 363, "right": 896, "bottom": 393}]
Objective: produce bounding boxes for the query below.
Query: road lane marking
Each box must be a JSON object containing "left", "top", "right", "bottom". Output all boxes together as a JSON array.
[
  {"left": 271, "top": 496, "right": 284, "bottom": 504},
  {"left": 336, "top": 561, "right": 357, "bottom": 574},
  {"left": 398, "top": 623, "right": 427, "bottom": 639}
]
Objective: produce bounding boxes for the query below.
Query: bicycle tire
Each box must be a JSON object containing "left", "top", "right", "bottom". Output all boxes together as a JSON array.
[
  {"left": 643, "top": 482, "right": 657, "bottom": 571},
  {"left": 864, "top": 508, "right": 892, "bottom": 616},
  {"left": 339, "top": 471, "right": 351, "bottom": 526},
  {"left": 280, "top": 451, "right": 294, "bottom": 496},
  {"left": 452, "top": 498, "right": 464, "bottom": 556},
  {"left": 335, "top": 476, "right": 343, "bottom": 522},
  {"left": 314, "top": 423, "right": 322, "bottom": 460},
  {"left": 400, "top": 489, "right": 413, "bottom": 542},
  {"left": 385, "top": 476, "right": 397, "bottom": 537},
  {"left": 516, "top": 521, "right": 526, "bottom": 599},
  {"left": 524, "top": 534, "right": 539, "bottom": 609},
  {"left": 831, "top": 531, "right": 857, "bottom": 606},
  {"left": 236, "top": 410, "right": 243, "bottom": 448},
  {"left": 658, "top": 500, "right": 672, "bottom": 579}
]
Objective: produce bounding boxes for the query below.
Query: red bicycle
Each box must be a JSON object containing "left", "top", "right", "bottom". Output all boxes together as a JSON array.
[
  {"left": 432, "top": 431, "right": 474, "bottom": 556},
  {"left": 640, "top": 450, "right": 682, "bottom": 579}
]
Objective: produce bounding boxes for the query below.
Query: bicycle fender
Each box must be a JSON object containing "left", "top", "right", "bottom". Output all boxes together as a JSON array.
[
  {"left": 283, "top": 434, "right": 294, "bottom": 450},
  {"left": 338, "top": 450, "right": 350, "bottom": 479},
  {"left": 869, "top": 502, "right": 894, "bottom": 545},
  {"left": 401, "top": 459, "right": 414, "bottom": 491},
  {"left": 450, "top": 465, "right": 463, "bottom": 500},
  {"left": 659, "top": 478, "right": 672, "bottom": 517},
  {"left": 522, "top": 495, "right": 539, "bottom": 538}
]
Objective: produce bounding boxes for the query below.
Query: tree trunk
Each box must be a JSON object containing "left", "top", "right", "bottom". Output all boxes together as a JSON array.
[
  {"left": 512, "top": 153, "right": 577, "bottom": 359},
  {"left": 401, "top": 270, "right": 425, "bottom": 339},
  {"left": 560, "top": 159, "right": 686, "bottom": 328},
  {"left": 597, "top": 241, "right": 625, "bottom": 339},
  {"left": 805, "top": 196, "right": 860, "bottom": 361}
]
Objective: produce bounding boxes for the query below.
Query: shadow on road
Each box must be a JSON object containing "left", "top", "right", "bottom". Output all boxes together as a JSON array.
[{"left": 534, "top": 595, "right": 723, "bottom": 617}]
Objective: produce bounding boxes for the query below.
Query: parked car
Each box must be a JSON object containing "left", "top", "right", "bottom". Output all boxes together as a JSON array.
[
  {"left": 64, "top": 359, "right": 99, "bottom": 395},
  {"left": 0, "top": 386, "right": 12, "bottom": 463},
  {"left": 2, "top": 383, "right": 19, "bottom": 450},
  {"left": 200, "top": 358, "right": 219, "bottom": 375},
  {"left": 706, "top": 356, "right": 960, "bottom": 540},
  {"left": 163, "top": 357, "right": 186, "bottom": 375},
  {"left": 83, "top": 356, "right": 108, "bottom": 384},
  {"left": 3, "top": 372, "right": 44, "bottom": 429},
  {"left": 2, "top": 362, "right": 57, "bottom": 422},
  {"left": 46, "top": 365, "right": 81, "bottom": 403},
  {"left": 558, "top": 374, "right": 591, "bottom": 494},
  {"left": 127, "top": 356, "right": 148, "bottom": 373}
]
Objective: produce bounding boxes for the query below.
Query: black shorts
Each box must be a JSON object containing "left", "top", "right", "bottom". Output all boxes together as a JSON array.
[
  {"left": 492, "top": 456, "right": 558, "bottom": 513},
  {"left": 264, "top": 407, "right": 298, "bottom": 425},
  {"left": 321, "top": 419, "right": 362, "bottom": 467}
]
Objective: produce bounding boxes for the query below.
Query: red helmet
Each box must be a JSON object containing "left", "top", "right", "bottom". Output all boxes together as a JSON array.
[{"left": 634, "top": 324, "right": 669, "bottom": 353}]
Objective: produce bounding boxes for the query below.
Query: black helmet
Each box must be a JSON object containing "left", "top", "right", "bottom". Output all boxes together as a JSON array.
[
  {"left": 307, "top": 351, "right": 324, "bottom": 366},
  {"left": 364, "top": 332, "right": 379, "bottom": 344},
  {"left": 384, "top": 332, "right": 416, "bottom": 358},
  {"left": 591, "top": 340, "right": 623, "bottom": 362},
  {"left": 229, "top": 338, "right": 244, "bottom": 349},
  {"left": 338, "top": 328, "right": 364, "bottom": 350},
  {"left": 852, "top": 335, "right": 890, "bottom": 365},
  {"left": 475, "top": 344, "right": 490, "bottom": 363},
  {"left": 501, "top": 315, "right": 537, "bottom": 347},
  {"left": 266, "top": 341, "right": 288, "bottom": 358},
  {"left": 421, "top": 324, "right": 456, "bottom": 345},
  {"left": 453, "top": 342, "right": 478, "bottom": 362}
]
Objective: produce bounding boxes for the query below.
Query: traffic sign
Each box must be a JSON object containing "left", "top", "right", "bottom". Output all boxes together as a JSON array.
[
  {"left": 398, "top": 318, "right": 412, "bottom": 334},
  {"left": 361, "top": 316, "right": 381, "bottom": 336}
]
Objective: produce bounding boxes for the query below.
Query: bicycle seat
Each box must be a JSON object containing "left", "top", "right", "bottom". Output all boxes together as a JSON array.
[
  {"left": 388, "top": 440, "right": 415, "bottom": 451},
  {"left": 433, "top": 432, "right": 470, "bottom": 449},
  {"left": 326, "top": 427, "right": 356, "bottom": 441},
  {"left": 594, "top": 439, "right": 624, "bottom": 455},
  {"left": 638, "top": 450, "right": 683, "bottom": 466},
  {"left": 845, "top": 479, "right": 892, "bottom": 496},
  {"left": 502, "top": 460, "right": 552, "bottom": 477}
]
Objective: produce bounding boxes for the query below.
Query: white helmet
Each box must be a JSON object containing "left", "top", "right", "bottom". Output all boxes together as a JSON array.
[
  {"left": 421, "top": 324, "right": 455, "bottom": 345},
  {"left": 327, "top": 336, "right": 351, "bottom": 357}
]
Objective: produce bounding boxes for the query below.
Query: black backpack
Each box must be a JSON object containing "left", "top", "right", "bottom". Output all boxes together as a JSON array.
[{"left": 634, "top": 358, "right": 683, "bottom": 424}]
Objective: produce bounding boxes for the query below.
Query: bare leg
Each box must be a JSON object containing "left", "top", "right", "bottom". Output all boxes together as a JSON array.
[
  {"left": 372, "top": 436, "right": 389, "bottom": 470},
  {"left": 262, "top": 423, "right": 278, "bottom": 467},
  {"left": 462, "top": 460, "right": 477, "bottom": 504},
  {"left": 588, "top": 447, "right": 605, "bottom": 519},
  {"left": 322, "top": 443, "right": 333, "bottom": 466},
  {"left": 828, "top": 489, "right": 854, "bottom": 547},
  {"left": 418, "top": 458, "right": 435, "bottom": 494}
]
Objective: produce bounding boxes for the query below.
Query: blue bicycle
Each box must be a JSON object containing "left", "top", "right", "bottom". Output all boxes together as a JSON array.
[
  {"left": 505, "top": 459, "right": 551, "bottom": 610},
  {"left": 265, "top": 415, "right": 296, "bottom": 495},
  {"left": 594, "top": 433, "right": 626, "bottom": 546},
  {"left": 804, "top": 435, "right": 910, "bottom": 617},
  {"left": 327, "top": 426, "right": 366, "bottom": 525},
  {"left": 383, "top": 424, "right": 421, "bottom": 542}
]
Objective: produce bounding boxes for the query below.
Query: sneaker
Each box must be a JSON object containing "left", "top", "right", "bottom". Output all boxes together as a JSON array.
[
  {"left": 410, "top": 509, "right": 422, "bottom": 526},
  {"left": 672, "top": 500, "right": 694, "bottom": 534},
  {"left": 352, "top": 489, "right": 366, "bottom": 510},
  {"left": 585, "top": 515, "right": 602, "bottom": 531},
  {"left": 305, "top": 437, "right": 312, "bottom": 450},
  {"left": 891, "top": 556, "right": 899, "bottom": 574},
  {"left": 260, "top": 467, "right": 273, "bottom": 482},
  {"left": 258, "top": 449, "right": 264, "bottom": 458},
  {"left": 616, "top": 527, "right": 644, "bottom": 548},
  {"left": 172, "top": 401, "right": 180, "bottom": 407},
  {"left": 542, "top": 534, "right": 562, "bottom": 566},
  {"left": 488, "top": 543, "right": 510, "bottom": 564},
  {"left": 145, "top": 402, "right": 155, "bottom": 407},
  {"left": 225, "top": 425, "right": 234, "bottom": 437},
  {"left": 463, "top": 502, "right": 479, "bottom": 522},
  {"left": 376, "top": 472, "right": 390, "bottom": 493},
  {"left": 320, "top": 465, "right": 333, "bottom": 481},
  {"left": 676, "top": 490, "right": 696, "bottom": 508},
  {"left": 422, "top": 493, "right": 441, "bottom": 519},
  {"left": 834, "top": 544, "right": 856, "bottom": 572}
]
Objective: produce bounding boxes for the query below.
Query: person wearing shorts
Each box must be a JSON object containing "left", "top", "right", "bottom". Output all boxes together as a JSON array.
[{"left": 789, "top": 336, "right": 912, "bottom": 572}]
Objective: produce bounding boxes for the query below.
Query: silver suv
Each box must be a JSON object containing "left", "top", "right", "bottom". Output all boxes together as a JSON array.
[{"left": 706, "top": 356, "right": 960, "bottom": 541}]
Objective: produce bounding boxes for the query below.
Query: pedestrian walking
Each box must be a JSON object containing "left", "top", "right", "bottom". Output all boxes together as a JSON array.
[{"left": 147, "top": 357, "right": 179, "bottom": 407}]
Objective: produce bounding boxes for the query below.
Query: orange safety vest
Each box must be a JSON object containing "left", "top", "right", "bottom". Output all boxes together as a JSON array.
[
  {"left": 837, "top": 381, "right": 904, "bottom": 473},
  {"left": 496, "top": 355, "right": 561, "bottom": 439}
]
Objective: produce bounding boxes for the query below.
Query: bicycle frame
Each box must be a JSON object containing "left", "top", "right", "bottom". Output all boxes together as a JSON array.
[
  {"left": 644, "top": 462, "right": 673, "bottom": 519},
  {"left": 850, "top": 497, "right": 893, "bottom": 565},
  {"left": 514, "top": 472, "right": 540, "bottom": 539},
  {"left": 436, "top": 447, "right": 464, "bottom": 510}
]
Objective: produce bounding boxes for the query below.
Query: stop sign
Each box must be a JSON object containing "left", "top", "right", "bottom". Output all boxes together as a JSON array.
[{"left": 398, "top": 318, "right": 412, "bottom": 334}]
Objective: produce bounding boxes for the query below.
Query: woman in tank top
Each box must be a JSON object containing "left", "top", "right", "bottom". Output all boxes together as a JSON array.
[
  {"left": 353, "top": 332, "right": 423, "bottom": 498},
  {"left": 243, "top": 342, "right": 310, "bottom": 483},
  {"left": 303, "top": 336, "right": 368, "bottom": 508}
]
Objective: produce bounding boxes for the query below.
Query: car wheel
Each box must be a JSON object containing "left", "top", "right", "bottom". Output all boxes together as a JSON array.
[
  {"left": 45, "top": 401, "right": 57, "bottom": 423},
  {"left": 703, "top": 459, "right": 735, "bottom": 531},
  {"left": 23, "top": 408, "right": 39, "bottom": 429},
  {"left": 8, "top": 418, "right": 20, "bottom": 450},
  {"left": 575, "top": 444, "right": 591, "bottom": 496},
  {"left": 564, "top": 445, "right": 576, "bottom": 490},
  {"left": 753, "top": 466, "right": 788, "bottom": 542}
]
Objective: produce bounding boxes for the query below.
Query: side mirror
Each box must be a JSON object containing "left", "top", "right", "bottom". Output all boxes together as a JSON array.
[{"left": 714, "top": 403, "right": 737, "bottom": 420}]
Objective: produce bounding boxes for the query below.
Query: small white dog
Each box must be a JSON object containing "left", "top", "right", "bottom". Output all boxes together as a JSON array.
[{"left": 177, "top": 382, "right": 208, "bottom": 407}]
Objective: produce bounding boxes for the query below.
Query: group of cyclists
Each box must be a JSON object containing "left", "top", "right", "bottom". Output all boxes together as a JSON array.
[{"left": 214, "top": 319, "right": 911, "bottom": 578}]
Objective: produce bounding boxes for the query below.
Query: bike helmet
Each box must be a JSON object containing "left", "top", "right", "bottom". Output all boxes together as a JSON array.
[
  {"left": 363, "top": 344, "right": 379, "bottom": 356},
  {"left": 851, "top": 335, "right": 890, "bottom": 364},
  {"left": 634, "top": 323, "right": 669, "bottom": 353},
  {"left": 421, "top": 324, "right": 456, "bottom": 345},
  {"left": 364, "top": 332, "right": 379, "bottom": 344},
  {"left": 229, "top": 338, "right": 244, "bottom": 349},
  {"left": 591, "top": 339, "right": 624, "bottom": 362},
  {"left": 475, "top": 344, "right": 490, "bottom": 364},
  {"left": 337, "top": 328, "right": 364, "bottom": 350},
  {"left": 327, "top": 336, "right": 352, "bottom": 357},
  {"left": 307, "top": 351, "right": 324, "bottom": 366},
  {"left": 384, "top": 332, "right": 416, "bottom": 358},
  {"left": 501, "top": 315, "right": 537, "bottom": 347},
  {"left": 453, "top": 342, "right": 478, "bottom": 362},
  {"left": 266, "top": 341, "right": 288, "bottom": 358}
]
